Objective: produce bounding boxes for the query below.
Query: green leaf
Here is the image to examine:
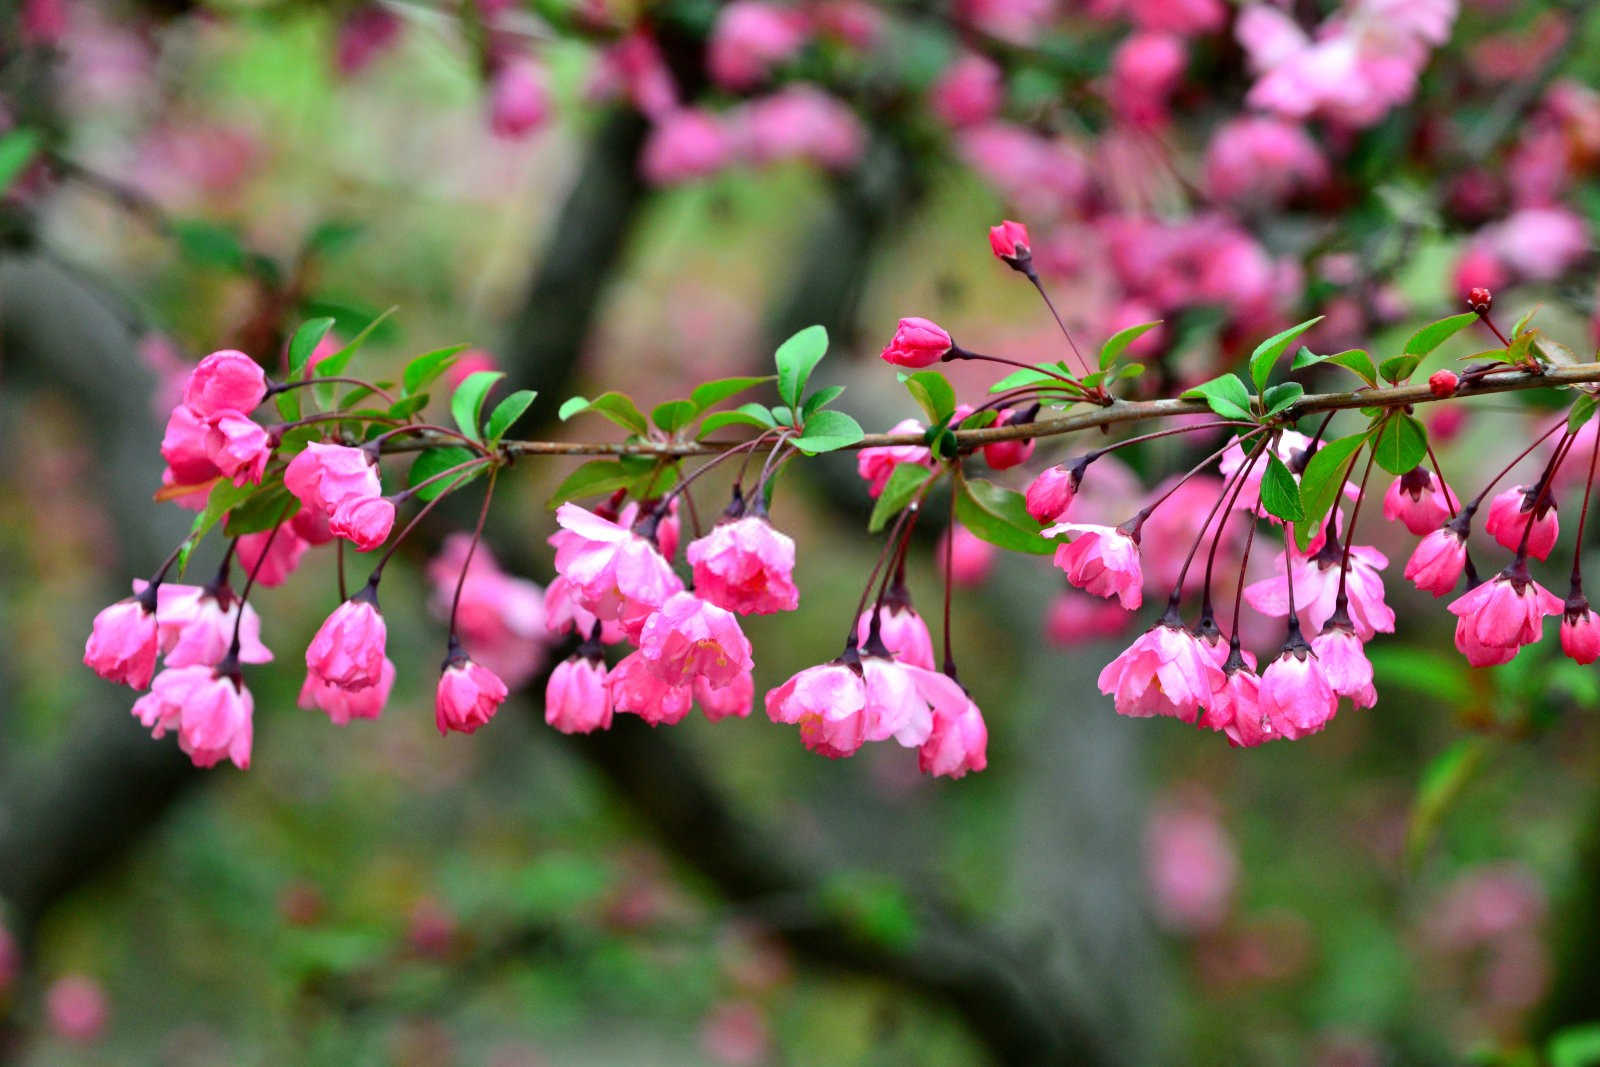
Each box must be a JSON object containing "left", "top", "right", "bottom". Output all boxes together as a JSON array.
[
  {"left": 1099, "top": 320, "right": 1161, "bottom": 370},
  {"left": 792, "top": 409, "right": 864, "bottom": 454},
  {"left": 651, "top": 399, "right": 697, "bottom": 435},
  {"left": 1549, "top": 1023, "right": 1600, "bottom": 1067},
  {"left": 926, "top": 426, "right": 959, "bottom": 460},
  {"left": 1570, "top": 393, "right": 1599, "bottom": 433},
  {"left": 450, "top": 371, "right": 504, "bottom": 442},
  {"left": 0, "top": 128, "right": 41, "bottom": 194},
  {"left": 312, "top": 306, "right": 398, "bottom": 408},
  {"left": 485, "top": 389, "right": 537, "bottom": 443},
  {"left": 1403, "top": 311, "right": 1478, "bottom": 357},
  {"left": 774, "top": 325, "right": 829, "bottom": 409},
  {"left": 987, "top": 362, "right": 1074, "bottom": 393},
  {"left": 287, "top": 317, "right": 337, "bottom": 379},
  {"left": 401, "top": 344, "right": 469, "bottom": 396},
  {"left": 1181, "top": 373, "right": 1254, "bottom": 420},
  {"left": 303, "top": 220, "right": 365, "bottom": 259},
  {"left": 868, "top": 463, "right": 937, "bottom": 533},
  {"left": 1407, "top": 736, "right": 1491, "bottom": 868},
  {"left": 1377, "top": 353, "right": 1421, "bottom": 385},
  {"left": 1261, "top": 382, "right": 1304, "bottom": 418},
  {"left": 386, "top": 394, "right": 429, "bottom": 420},
  {"left": 801, "top": 385, "right": 846, "bottom": 420},
  {"left": 953, "top": 477, "right": 1053, "bottom": 555},
  {"left": 690, "top": 375, "right": 771, "bottom": 412},
  {"left": 1113, "top": 363, "right": 1145, "bottom": 381},
  {"left": 900, "top": 370, "right": 956, "bottom": 424},
  {"left": 172, "top": 219, "right": 246, "bottom": 272},
  {"left": 408, "top": 446, "right": 480, "bottom": 502},
  {"left": 1296, "top": 433, "right": 1368, "bottom": 551},
  {"left": 1259, "top": 455, "right": 1304, "bottom": 522},
  {"left": 178, "top": 480, "right": 258, "bottom": 573},
  {"left": 223, "top": 487, "right": 299, "bottom": 537},
  {"left": 1249, "top": 316, "right": 1324, "bottom": 394},
  {"left": 699, "top": 407, "right": 778, "bottom": 438},
  {"left": 558, "top": 391, "right": 649, "bottom": 435},
  {"left": 547, "top": 457, "right": 660, "bottom": 507},
  {"left": 957, "top": 409, "right": 997, "bottom": 430},
  {"left": 1372, "top": 413, "right": 1428, "bottom": 475},
  {"left": 1293, "top": 346, "right": 1377, "bottom": 385}
]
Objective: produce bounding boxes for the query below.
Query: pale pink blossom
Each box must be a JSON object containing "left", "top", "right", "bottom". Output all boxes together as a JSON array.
[
  {"left": 856, "top": 419, "right": 933, "bottom": 497},
  {"left": 545, "top": 654, "right": 612, "bottom": 733},
  {"left": 84, "top": 596, "right": 160, "bottom": 689},
  {"left": 1097, "top": 623, "right": 1224, "bottom": 721},
  {"left": 1045, "top": 523, "right": 1144, "bottom": 608},
  {"left": 708, "top": 1, "right": 810, "bottom": 90},
  {"left": 1311, "top": 625, "right": 1377, "bottom": 709},
  {"left": 1145, "top": 802, "right": 1236, "bottom": 934},
  {"left": 235, "top": 528, "right": 309, "bottom": 588},
  {"left": 765, "top": 660, "right": 867, "bottom": 758},
  {"left": 1484, "top": 485, "right": 1559, "bottom": 561},
  {"left": 1244, "top": 545, "right": 1394, "bottom": 640},
  {"left": 1025, "top": 464, "right": 1076, "bottom": 523},
  {"left": 908, "top": 667, "right": 988, "bottom": 778},
  {"left": 1107, "top": 33, "right": 1187, "bottom": 127},
  {"left": 1483, "top": 207, "right": 1590, "bottom": 281},
  {"left": 1449, "top": 573, "right": 1563, "bottom": 667},
  {"left": 940, "top": 524, "right": 997, "bottom": 587},
  {"left": 435, "top": 656, "right": 508, "bottom": 734},
  {"left": 139, "top": 581, "right": 273, "bottom": 669},
  {"left": 299, "top": 656, "right": 393, "bottom": 724},
  {"left": 930, "top": 52, "right": 1003, "bottom": 128},
  {"left": 1257, "top": 648, "right": 1337, "bottom": 739},
  {"left": 184, "top": 349, "right": 266, "bottom": 416},
  {"left": 697, "top": 670, "right": 755, "bottom": 721},
  {"left": 489, "top": 56, "right": 550, "bottom": 139},
  {"left": 1559, "top": 603, "right": 1600, "bottom": 665},
  {"left": 132, "top": 665, "right": 254, "bottom": 769},
  {"left": 1213, "top": 663, "right": 1268, "bottom": 745},
  {"left": 305, "top": 593, "right": 387, "bottom": 691},
  {"left": 46, "top": 976, "right": 108, "bottom": 1044},
  {"left": 1405, "top": 526, "right": 1468, "bottom": 596},
  {"left": 543, "top": 575, "right": 625, "bottom": 645},
  {"left": 610, "top": 650, "right": 695, "bottom": 726},
  {"left": 958, "top": 122, "right": 1090, "bottom": 219},
  {"left": 688, "top": 516, "right": 800, "bottom": 615},
  {"left": 861, "top": 653, "right": 934, "bottom": 746},
  {"left": 736, "top": 86, "right": 865, "bottom": 170},
  {"left": 552, "top": 503, "right": 684, "bottom": 639},
  {"left": 638, "top": 592, "right": 754, "bottom": 689},
  {"left": 284, "top": 442, "right": 382, "bottom": 516},
  {"left": 642, "top": 109, "right": 734, "bottom": 185},
  {"left": 1383, "top": 468, "right": 1457, "bottom": 535},
  {"left": 857, "top": 599, "right": 936, "bottom": 669},
  {"left": 1044, "top": 591, "right": 1132, "bottom": 645},
  {"left": 1204, "top": 117, "right": 1327, "bottom": 205}
]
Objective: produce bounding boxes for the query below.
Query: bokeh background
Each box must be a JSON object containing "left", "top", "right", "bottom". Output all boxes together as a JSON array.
[{"left": 4, "top": 0, "right": 1600, "bottom": 1063}]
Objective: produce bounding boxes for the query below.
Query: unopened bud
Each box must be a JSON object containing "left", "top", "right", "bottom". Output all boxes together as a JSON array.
[
  {"left": 1467, "top": 287, "right": 1492, "bottom": 314},
  {"left": 1429, "top": 369, "right": 1459, "bottom": 398}
]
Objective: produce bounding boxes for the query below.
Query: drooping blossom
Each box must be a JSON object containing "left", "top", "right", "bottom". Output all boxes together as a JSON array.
[
  {"left": 545, "top": 653, "right": 613, "bottom": 734},
  {"left": 1405, "top": 525, "right": 1469, "bottom": 596},
  {"left": 765, "top": 660, "right": 867, "bottom": 758},
  {"left": 1310, "top": 624, "right": 1377, "bottom": 709},
  {"left": 235, "top": 527, "right": 310, "bottom": 588},
  {"left": 300, "top": 657, "right": 394, "bottom": 724},
  {"left": 697, "top": 670, "right": 755, "bottom": 721},
  {"left": 305, "top": 591, "right": 388, "bottom": 691},
  {"left": 329, "top": 495, "right": 395, "bottom": 551},
  {"left": 654, "top": 496, "right": 682, "bottom": 562},
  {"left": 856, "top": 419, "right": 933, "bottom": 497},
  {"left": 284, "top": 442, "right": 383, "bottom": 517},
  {"left": 1210, "top": 659, "right": 1267, "bottom": 746},
  {"left": 84, "top": 594, "right": 160, "bottom": 689},
  {"left": 1244, "top": 544, "right": 1394, "bottom": 640},
  {"left": 707, "top": 1, "right": 809, "bottom": 90},
  {"left": 132, "top": 665, "right": 254, "bottom": 769},
  {"left": 610, "top": 649, "right": 694, "bottom": 726},
  {"left": 1025, "top": 464, "right": 1076, "bottom": 523},
  {"left": 857, "top": 594, "right": 936, "bottom": 669},
  {"left": 1484, "top": 485, "right": 1559, "bottom": 561},
  {"left": 1257, "top": 646, "right": 1337, "bottom": 740},
  {"left": 1449, "top": 572, "right": 1563, "bottom": 667},
  {"left": 435, "top": 654, "right": 509, "bottom": 734},
  {"left": 860, "top": 652, "right": 934, "bottom": 747},
  {"left": 427, "top": 534, "right": 550, "bottom": 689},
  {"left": 551, "top": 503, "right": 683, "bottom": 639},
  {"left": 488, "top": 56, "right": 550, "bottom": 139},
  {"left": 1218, "top": 430, "right": 1311, "bottom": 518},
  {"left": 879, "top": 317, "right": 953, "bottom": 369},
  {"left": 1383, "top": 467, "right": 1457, "bottom": 535},
  {"left": 642, "top": 108, "right": 734, "bottom": 185},
  {"left": 940, "top": 524, "right": 997, "bottom": 587},
  {"left": 687, "top": 513, "right": 800, "bottom": 615},
  {"left": 1097, "top": 622, "right": 1224, "bottom": 722},
  {"left": 139, "top": 581, "right": 273, "bottom": 668},
  {"left": 909, "top": 667, "right": 988, "bottom": 778},
  {"left": 1559, "top": 600, "right": 1600, "bottom": 665},
  {"left": 930, "top": 53, "right": 1004, "bottom": 128},
  {"left": 1045, "top": 522, "right": 1144, "bottom": 608},
  {"left": 184, "top": 349, "right": 267, "bottom": 415},
  {"left": 638, "top": 592, "right": 754, "bottom": 689}
]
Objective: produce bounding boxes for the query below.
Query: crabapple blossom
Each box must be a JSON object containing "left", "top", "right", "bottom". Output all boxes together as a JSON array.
[
  {"left": 204, "top": 412, "right": 270, "bottom": 485},
  {"left": 141, "top": 582, "right": 272, "bottom": 668},
  {"left": 1405, "top": 526, "right": 1469, "bottom": 596},
  {"left": 880, "top": 317, "right": 953, "bottom": 369},
  {"left": 707, "top": 1, "right": 809, "bottom": 90},
  {"left": 1203, "top": 116, "right": 1327, "bottom": 206},
  {"left": 435, "top": 655, "right": 509, "bottom": 734},
  {"left": 133, "top": 665, "right": 255, "bottom": 769},
  {"left": 1214, "top": 662, "right": 1268, "bottom": 747},
  {"left": 329, "top": 494, "right": 396, "bottom": 551},
  {"left": 858, "top": 597, "right": 936, "bottom": 670},
  {"left": 427, "top": 535, "right": 550, "bottom": 689},
  {"left": 1025, "top": 464, "right": 1076, "bottom": 523},
  {"left": 1449, "top": 573, "right": 1563, "bottom": 667},
  {"left": 235, "top": 527, "right": 309, "bottom": 587},
  {"left": 987, "top": 218, "right": 1031, "bottom": 265},
  {"left": 300, "top": 656, "right": 394, "bottom": 724},
  {"left": 860, "top": 652, "right": 934, "bottom": 746},
  {"left": 981, "top": 409, "right": 1037, "bottom": 470},
  {"left": 909, "top": 668, "right": 988, "bottom": 778},
  {"left": 284, "top": 442, "right": 382, "bottom": 517},
  {"left": 765, "top": 660, "right": 867, "bottom": 758},
  {"left": 84, "top": 595, "right": 161, "bottom": 689},
  {"left": 183, "top": 349, "right": 266, "bottom": 415},
  {"left": 1430, "top": 369, "right": 1460, "bottom": 397},
  {"left": 642, "top": 109, "right": 733, "bottom": 185},
  {"left": 931, "top": 54, "right": 1004, "bottom": 129},
  {"left": 552, "top": 503, "right": 683, "bottom": 639},
  {"left": 545, "top": 654, "right": 613, "bottom": 734},
  {"left": 1559, "top": 601, "right": 1600, "bottom": 665},
  {"left": 1097, "top": 622, "right": 1225, "bottom": 722},
  {"left": 1245, "top": 545, "right": 1394, "bottom": 641},
  {"left": 1311, "top": 625, "right": 1377, "bottom": 709},
  {"left": 1145, "top": 801, "right": 1237, "bottom": 935},
  {"left": 697, "top": 671, "right": 755, "bottom": 722},
  {"left": 610, "top": 650, "right": 694, "bottom": 726},
  {"left": 1044, "top": 591, "right": 1132, "bottom": 645},
  {"left": 637, "top": 591, "right": 754, "bottom": 689},
  {"left": 488, "top": 56, "right": 549, "bottom": 139},
  {"left": 305, "top": 592, "right": 387, "bottom": 691},
  {"left": 1046, "top": 522, "right": 1144, "bottom": 608},
  {"left": 856, "top": 419, "right": 933, "bottom": 497},
  {"left": 687, "top": 514, "right": 800, "bottom": 615},
  {"left": 1484, "top": 485, "right": 1559, "bottom": 561},
  {"left": 1382, "top": 467, "right": 1457, "bottom": 536},
  {"left": 1257, "top": 647, "right": 1337, "bottom": 740}
]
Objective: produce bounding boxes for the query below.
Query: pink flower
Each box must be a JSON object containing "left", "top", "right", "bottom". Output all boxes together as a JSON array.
[
  {"left": 707, "top": 1, "right": 809, "bottom": 90},
  {"left": 642, "top": 109, "right": 734, "bottom": 185},
  {"left": 1449, "top": 574, "right": 1563, "bottom": 667},
  {"left": 142, "top": 582, "right": 273, "bottom": 668},
  {"left": 880, "top": 317, "right": 953, "bottom": 369},
  {"left": 1244, "top": 546, "right": 1395, "bottom": 641},
  {"left": 305, "top": 593, "right": 387, "bottom": 691},
  {"left": 1045, "top": 523, "right": 1143, "bottom": 609},
  {"left": 609, "top": 650, "right": 694, "bottom": 726},
  {"left": 1044, "top": 591, "right": 1131, "bottom": 645},
  {"left": 435, "top": 656, "right": 509, "bottom": 734},
  {"left": 1025, "top": 464, "right": 1075, "bottom": 523},
  {"left": 687, "top": 515, "right": 800, "bottom": 615},
  {"left": 546, "top": 654, "right": 613, "bottom": 734},
  {"left": 736, "top": 86, "right": 865, "bottom": 171},
  {"left": 292, "top": 507, "right": 336, "bottom": 545},
  {"left": 329, "top": 495, "right": 395, "bottom": 551},
  {"left": 46, "top": 976, "right": 108, "bottom": 1044},
  {"left": 981, "top": 409, "right": 1036, "bottom": 470},
  {"left": 84, "top": 595, "right": 160, "bottom": 689},
  {"left": 1311, "top": 625, "right": 1377, "bottom": 709},
  {"left": 160, "top": 403, "right": 221, "bottom": 484},
  {"left": 1097, "top": 623, "right": 1225, "bottom": 721},
  {"left": 589, "top": 31, "right": 679, "bottom": 119},
  {"left": 1484, "top": 485, "right": 1559, "bottom": 561},
  {"left": 857, "top": 599, "right": 936, "bottom": 669},
  {"left": 857, "top": 418, "right": 933, "bottom": 497},
  {"left": 1212, "top": 662, "right": 1267, "bottom": 745},
  {"left": 1107, "top": 33, "right": 1186, "bottom": 128},
  {"left": 1485, "top": 207, "right": 1590, "bottom": 282},
  {"left": 638, "top": 591, "right": 753, "bottom": 688},
  {"left": 931, "top": 53, "right": 1004, "bottom": 128},
  {"left": 299, "top": 657, "right": 394, "bottom": 724},
  {"left": 1383, "top": 468, "right": 1457, "bottom": 536},
  {"left": 939, "top": 524, "right": 996, "bottom": 587},
  {"left": 235, "top": 528, "right": 309, "bottom": 588},
  {"left": 1405, "top": 526, "right": 1468, "bottom": 596},
  {"left": 861, "top": 653, "right": 934, "bottom": 746},
  {"left": 1203, "top": 116, "right": 1327, "bottom": 205},
  {"left": 183, "top": 349, "right": 266, "bottom": 416},
  {"left": 697, "top": 670, "right": 754, "bottom": 721},
  {"left": 1560, "top": 603, "right": 1600, "bottom": 665},
  {"left": 284, "top": 442, "right": 382, "bottom": 516},
  {"left": 909, "top": 667, "right": 988, "bottom": 778},
  {"left": 765, "top": 661, "right": 867, "bottom": 757},
  {"left": 132, "top": 665, "right": 254, "bottom": 769},
  {"left": 1257, "top": 648, "right": 1337, "bottom": 740},
  {"left": 552, "top": 503, "right": 683, "bottom": 639},
  {"left": 427, "top": 535, "right": 550, "bottom": 688},
  {"left": 1120, "top": 0, "right": 1226, "bottom": 34},
  {"left": 488, "top": 57, "right": 549, "bottom": 139},
  {"left": 205, "top": 411, "right": 270, "bottom": 486},
  {"left": 335, "top": 4, "right": 403, "bottom": 76},
  {"left": 1145, "top": 803, "right": 1236, "bottom": 935}
]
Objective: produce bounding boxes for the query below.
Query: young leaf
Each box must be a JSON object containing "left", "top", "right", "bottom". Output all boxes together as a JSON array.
[
  {"left": 954, "top": 477, "right": 1053, "bottom": 555},
  {"left": 1293, "top": 346, "right": 1377, "bottom": 385},
  {"left": 1259, "top": 455, "right": 1305, "bottom": 522},
  {"left": 775, "top": 325, "right": 829, "bottom": 409},
  {"left": 1181, "top": 373, "right": 1254, "bottom": 420},
  {"left": 1249, "top": 316, "right": 1324, "bottom": 393},
  {"left": 690, "top": 375, "right": 772, "bottom": 412},
  {"left": 791, "top": 409, "right": 863, "bottom": 454},
  {"left": 651, "top": 399, "right": 697, "bottom": 435},
  {"left": 485, "top": 389, "right": 537, "bottom": 443},
  {"left": 1403, "top": 311, "right": 1478, "bottom": 357},
  {"left": 287, "top": 317, "right": 337, "bottom": 378},
  {"left": 558, "top": 391, "right": 649, "bottom": 435},
  {"left": 801, "top": 385, "right": 846, "bottom": 420},
  {"left": 1377, "top": 353, "right": 1421, "bottom": 384},
  {"left": 1296, "top": 432, "right": 1368, "bottom": 550},
  {"left": 1570, "top": 393, "right": 1599, "bottom": 433},
  {"left": 386, "top": 394, "right": 430, "bottom": 420},
  {"left": 178, "top": 480, "right": 258, "bottom": 573},
  {"left": 0, "top": 128, "right": 42, "bottom": 194},
  {"left": 957, "top": 408, "right": 998, "bottom": 430},
  {"left": 450, "top": 371, "right": 505, "bottom": 442},
  {"left": 901, "top": 370, "right": 956, "bottom": 424},
  {"left": 868, "top": 463, "right": 937, "bottom": 533},
  {"left": 547, "top": 457, "right": 659, "bottom": 507},
  {"left": 1261, "top": 382, "right": 1304, "bottom": 418},
  {"left": 312, "top": 306, "right": 399, "bottom": 408},
  {"left": 1372, "top": 413, "right": 1428, "bottom": 475},
  {"left": 699, "top": 406, "right": 778, "bottom": 438},
  {"left": 401, "top": 344, "right": 469, "bottom": 396},
  {"left": 408, "top": 446, "right": 480, "bottom": 501},
  {"left": 224, "top": 487, "right": 299, "bottom": 537},
  {"left": 1099, "top": 321, "right": 1161, "bottom": 370},
  {"left": 987, "top": 363, "right": 1074, "bottom": 392}
]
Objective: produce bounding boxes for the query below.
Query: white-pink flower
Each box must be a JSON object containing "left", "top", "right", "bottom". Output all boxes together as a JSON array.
[
  {"left": 552, "top": 503, "right": 684, "bottom": 639},
  {"left": 1097, "top": 623, "right": 1225, "bottom": 722}
]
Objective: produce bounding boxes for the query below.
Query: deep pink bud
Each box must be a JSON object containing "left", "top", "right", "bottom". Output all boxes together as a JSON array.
[
  {"left": 489, "top": 57, "right": 550, "bottom": 139},
  {"left": 284, "top": 442, "right": 382, "bottom": 515},
  {"left": 696, "top": 670, "right": 754, "bottom": 721},
  {"left": 1258, "top": 649, "right": 1337, "bottom": 740},
  {"left": 545, "top": 655, "right": 613, "bottom": 734},
  {"left": 1310, "top": 626, "right": 1377, "bottom": 709},
  {"left": 1429, "top": 369, "right": 1460, "bottom": 398},
  {"left": 981, "top": 408, "right": 1036, "bottom": 470},
  {"left": 1449, "top": 574, "right": 1563, "bottom": 667},
  {"left": 183, "top": 349, "right": 266, "bottom": 416},
  {"left": 637, "top": 591, "right": 754, "bottom": 689},
  {"left": 305, "top": 594, "right": 387, "bottom": 691},
  {"left": 1046, "top": 522, "right": 1143, "bottom": 609},
  {"left": 988, "top": 219, "right": 1031, "bottom": 263},
  {"left": 687, "top": 515, "right": 800, "bottom": 615},
  {"left": 609, "top": 649, "right": 694, "bottom": 726},
  {"left": 299, "top": 657, "right": 394, "bottom": 724},
  {"left": 329, "top": 494, "right": 396, "bottom": 551},
  {"left": 1484, "top": 486, "right": 1559, "bottom": 561},
  {"left": 84, "top": 597, "right": 160, "bottom": 689},
  {"left": 1025, "top": 465, "right": 1075, "bottom": 523},
  {"left": 435, "top": 656, "right": 508, "bottom": 735},
  {"left": 879, "top": 317, "right": 953, "bottom": 369},
  {"left": 132, "top": 665, "right": 254, "bottom": 769},
  {"left": 1405, "top": 526, "right": 1468, "bottom": 597},
  {"left": 205, "top": 411, "right": 271, "bottom": 486},
  {"left": 1382, "top": 468, "right": 1456, "bottom": 536}
]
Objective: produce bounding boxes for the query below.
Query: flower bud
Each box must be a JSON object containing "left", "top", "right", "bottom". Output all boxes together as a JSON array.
[
  {"left": 436, "top": 655, "right": 509, "bottom": 734},
  {"left": 879, "top": 317, "right": 952, "bottom": 369},
  {"left": 1468, "top": 287, "right": 1493, "bottom": 314},
  {"left": 1429, "top": 369, "right": 1459, "bottom": 398},
  {"left": 987, "top": 219, "right": 1031, "bottom": 267}
]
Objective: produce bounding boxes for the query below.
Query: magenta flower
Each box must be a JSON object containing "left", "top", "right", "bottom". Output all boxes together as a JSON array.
[
  {"left": 488, "top": 56, "right": 549, "bottom": 139},
  {"left": 183, "top": 349, "right": 266, "bottom": 416},
  {"left": 1244, "top": 546, "right": 1394, "bottom": 640},
  {"left": 656, "top": 496, "right": 682, "bottom": 561},
  {"left": 765, "top": 661, "right": 868, "bottom": 758},
  {"left": 981, "top": 409, "right": 1037, "bottom": 471},
  {"left": 305, "top": 593, "right": 387, "bottom": 691},
  {"left": 609, "top": 650, "right": 694, "bottom": 726},
  {"left": 436, "top": 656, "right": 509, "bottom": 735},
  {"left": 545, "top": 654, "right": 613, "bottom": 734},
  {"left": 1046, "top": 522, "right": 1144, "bottom": 609},
  {"left": 160, "top": 403, "right": 221, "bottom": 485},
  {"left": 142, "top": 582, "right": 273, "bottom": 669},
  {"left": 329, "top": 495, "right": 396, "bottom": 551},
  {"left": 1405, "top": 526, "right": 1468, "bottom": 597},
  {"left": 687, "top": 516, "right": 800, "bottom": 615},
  {"left": 132, "top": 665, "right": 254, "bottom": 769},
  {"left": 987, "top": 218, "right": 1031, "bottom": 263},
  {"left": 930, "top": 53, "right": 1003, "bottom": 129},
  {"left": 543, "top": 575, "right": 625, "bottom": 646},
  {"left": 204, "top": 412, "right": 270, "bottom": 486},
  {"left": 857, "top": 601, "right": 936, "bottom": 670},
  {"left": 1097, "top": 623, "right": 1225, "bottom": 722},
  {"left": 1207, "top": 660, "right": 1265, "bottom": 744},
  {"left": 1448, "top": 574, "right": 1563, "bottom": 668},
  {"left": 856, "top": 418, "right": 933, "bottom": 498},
  {"left": 1025, "top": 464, "right": 1076, "bottom": 524},
  {"left": 1382, "top": 468, "right": 1458, "bottom": 536},
  {"left": 1258, "top": 648, "right": 1337, "bottom": 740},
  {"left": 707, "top": 0, "right": 809, "bottom": 90},
  {"left": 696, "top": 670, "right": 754, "bottom": 722},
  {"left": 1560, "top": 602, "right": 1600, "bottom": 665},
  {"left": 299, "top": 657, "right": 394, "bottom": 724},
  {"left": 553, "top": 503, "right": 684, "bottom": 639},
  {"left": 84, "top": 596, "right": 160, "bottom": 689},
  {"left": 1484, "top": 486, "right": 1559, "bottom": 561},
  {"left": 879, "top": 317, "right": 953, "bottom": 369},
  {"left": 1310, "top": 625, "right": 1377, "bottom": 710},
  {"left": 235, "top": 528, "right": 309, "bottom": 588},
  {"left": 637, "top": 592, "right": 754, "bottom": 689},
  {"left": 284, "top": 443, "right": 382, "bottom": 516}
]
